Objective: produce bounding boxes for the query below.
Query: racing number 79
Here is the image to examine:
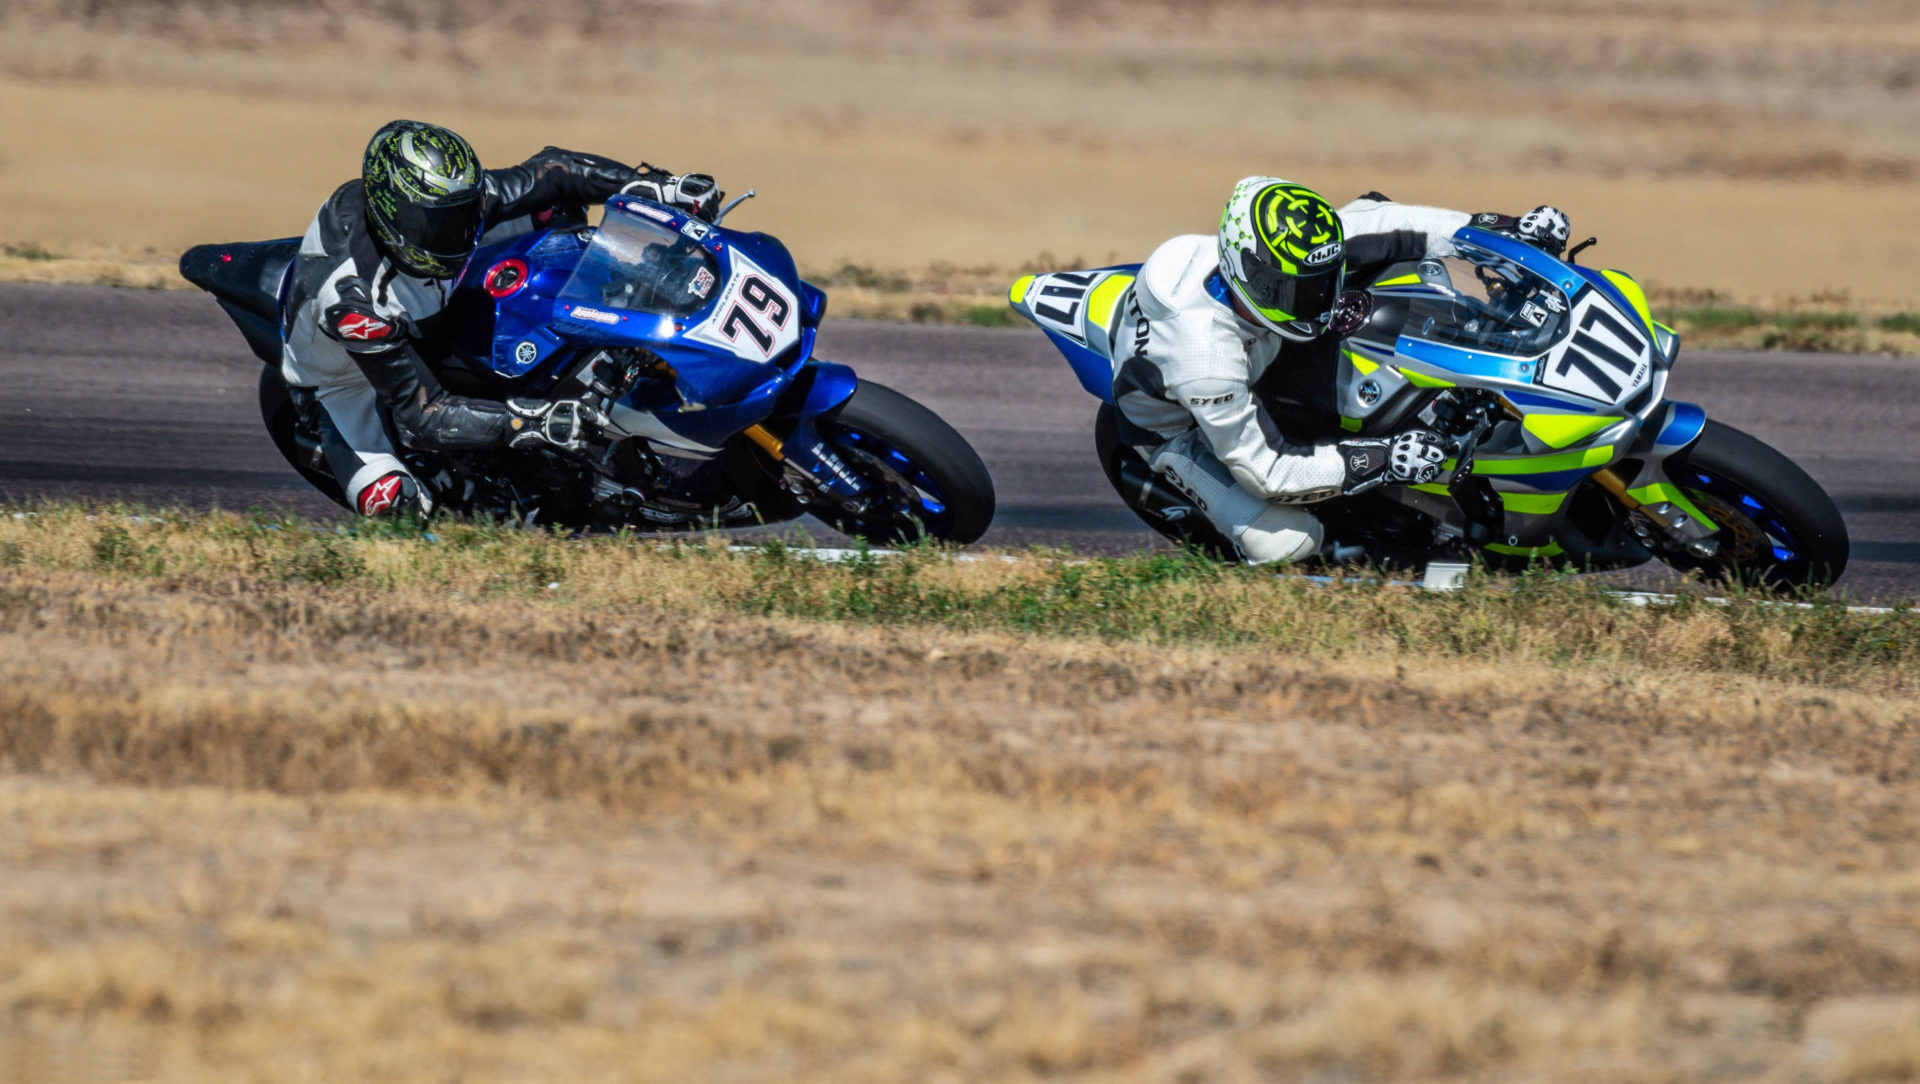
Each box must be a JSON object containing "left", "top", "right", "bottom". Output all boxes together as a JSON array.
[{"left": 721, "top": 275, "right": 792, "bottom": 353}]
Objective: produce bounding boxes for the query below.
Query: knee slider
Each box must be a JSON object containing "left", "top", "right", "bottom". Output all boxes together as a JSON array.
[{"left": 1233, "top": 506, "right": 1324, "bottom": 566}]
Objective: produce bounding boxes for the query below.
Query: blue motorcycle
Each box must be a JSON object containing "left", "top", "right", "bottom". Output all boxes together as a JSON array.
[
  {"left": 182, "top": 191, "right": 995, "bottom": 545},
  {"left": 1012, "top": 228, "right": 1849, "bottom": 587}
]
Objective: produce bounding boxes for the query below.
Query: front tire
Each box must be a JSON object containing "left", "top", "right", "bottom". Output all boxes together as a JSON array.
[
  {"left": 811, "top": 381, "right": 995, "bottom": 546},
  {"left": 1659, "top": 419, "right": 1849, "bottom": 588}
]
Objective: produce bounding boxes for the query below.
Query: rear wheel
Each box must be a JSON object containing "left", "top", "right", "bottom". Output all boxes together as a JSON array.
[
  {"left": 258, "top": 367, "right": 349, "bottom": 508},
  {"left": 1093, "top": 404, "right": 1237, "bottom": 560},
  {"left": 1658, "top": 420, "right": 1848, "bottom": 588},
  {"left": 811, "top": 382, "right": 995, "bottom": 545}
]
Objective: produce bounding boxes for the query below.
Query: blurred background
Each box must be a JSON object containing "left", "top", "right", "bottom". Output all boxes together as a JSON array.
[{"left": 1, "top": 0, "right": 1916, "bottom": 312}]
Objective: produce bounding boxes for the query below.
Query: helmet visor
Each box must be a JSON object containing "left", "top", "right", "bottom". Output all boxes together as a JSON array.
[
  {"left": 1241, "top": 259, "right": 1345, "bottom": 326},
  {"left": 393, "top": 190, "right": 485, "bottom": 267}
]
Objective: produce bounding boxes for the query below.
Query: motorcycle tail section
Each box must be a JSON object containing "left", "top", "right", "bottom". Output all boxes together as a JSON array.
[{"left": 1009, "top": 267, "right": 1141, "bottom": 402}]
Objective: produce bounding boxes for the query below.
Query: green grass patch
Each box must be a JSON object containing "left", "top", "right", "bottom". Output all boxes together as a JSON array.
[
  {"left": 4, "top": 504, "right": 1916, "bottom": 695},
  {"left": 727, "top": 543, "right": 1920, "bottom": 690},
  {"left": 1875, "top": 312, "right": 1920, "bottom": 334},
  {"left": 1667, "top": 305, "right": 1764, "bottom": 331},
  {"left": 2, "top": 243, "right": 59, "bottom": 262}
]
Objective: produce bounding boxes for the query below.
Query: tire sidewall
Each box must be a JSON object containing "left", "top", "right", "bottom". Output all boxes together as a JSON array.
[{"left": 814, "top": 381, "right": 996, "bottom": 546}]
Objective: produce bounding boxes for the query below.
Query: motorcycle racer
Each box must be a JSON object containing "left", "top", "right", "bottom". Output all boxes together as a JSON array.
[
  {"left": 280, "top": 119, "right": 725, "bottom": 516},
  {"left": 1111, "top": 176, "right": 1570, "bottom": 564}
]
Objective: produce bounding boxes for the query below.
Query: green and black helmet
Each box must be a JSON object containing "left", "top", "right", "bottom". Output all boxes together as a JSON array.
[
  {"left": 1216, "top": 176, "right": 1347, "bottom": 341},
  {"left": 363, "top": 120, "right": 486, "bottom": 279}
]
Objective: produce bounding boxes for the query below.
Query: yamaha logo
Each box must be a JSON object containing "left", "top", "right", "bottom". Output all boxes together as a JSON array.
[
  {"left": 1303, "top": 241, "right": 1343, "bottom": 267},
  {"left": 514, "top": 341, "right": 538, "bottom": 366}
]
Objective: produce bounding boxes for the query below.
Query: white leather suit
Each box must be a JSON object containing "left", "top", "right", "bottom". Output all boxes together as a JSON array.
[{"left": 1111, "top": 196, "right": 1471, "bottom": 564}]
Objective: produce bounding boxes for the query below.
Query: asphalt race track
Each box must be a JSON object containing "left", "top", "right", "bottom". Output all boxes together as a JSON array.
[{"left": 4, "top": 282, "right": 1918, "bottom": 601}]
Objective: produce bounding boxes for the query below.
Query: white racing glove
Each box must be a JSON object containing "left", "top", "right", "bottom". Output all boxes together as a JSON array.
[
  {"left": 506, "top": 398, "right": 607, "bottom": 454},
  {"left": 1517, "top": 205, "right": 1571, "bottom": 255},
  {"left": 1471, "top": 206, "right": 1572, "bottom": 257},
  {"left": 622, "top": 172, "right": 723, "bottom": 222},
  {"left": 1336, "top": 428, "right": 1449, "bottom": 496}
]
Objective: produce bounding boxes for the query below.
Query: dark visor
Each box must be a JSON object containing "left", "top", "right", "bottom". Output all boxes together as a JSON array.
[
  {"left": 1242, "top": 260, "right": 1345, "bottom": 324},
  {"left": 393, "top": 190, "right": 485, "bottom": 261}
]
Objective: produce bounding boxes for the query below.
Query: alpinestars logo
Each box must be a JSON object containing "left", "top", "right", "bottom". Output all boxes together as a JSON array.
[
  {"left": 358, "top": 473, "right": 406, "bottom": 515},
  {"left": 335, "top": 312, "right": 393, "bottom": 341}
]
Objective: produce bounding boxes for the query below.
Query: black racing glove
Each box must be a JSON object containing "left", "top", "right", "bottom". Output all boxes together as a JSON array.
[
  {"left": 1337, "top": 429, "right": 1448, "bottom": 496},
  {"left": 1470, "top": 206, "right": 1571, "bottom": 257}
]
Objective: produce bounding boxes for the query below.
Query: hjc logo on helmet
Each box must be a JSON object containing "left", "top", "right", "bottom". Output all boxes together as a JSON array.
[{"left": 1303, "top": 242, "right": 1343, "bottom": 267}]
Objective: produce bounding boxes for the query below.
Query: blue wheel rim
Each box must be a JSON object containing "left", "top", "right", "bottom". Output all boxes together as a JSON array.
[
  {"left": 828, "top": 426, "right": 952, "bottom": 533},
  {"left": 1674, "top": 466, "right": 1801, "bottom": 566}
]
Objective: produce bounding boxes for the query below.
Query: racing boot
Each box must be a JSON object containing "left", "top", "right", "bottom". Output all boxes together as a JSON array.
[{"left": 354, "top": 470, "right": 432, "bottom": 518}]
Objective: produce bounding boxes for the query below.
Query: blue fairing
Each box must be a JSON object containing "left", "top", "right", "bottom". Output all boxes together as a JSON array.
[
  {"left": 1058, "top": 331, "right": 1120, "bottom": 402},
  {"left": 798, "top": 360, "right": 859, "bottom": 415},
  {"left": 1450, "top": 227, "right": 1590, "bottom": 296},
  {"left": 446, "top": 196, "right": 847, "bottom": 452},
  {"left": 1655, "top": 400, "right": 1707, "bottom": 450}
]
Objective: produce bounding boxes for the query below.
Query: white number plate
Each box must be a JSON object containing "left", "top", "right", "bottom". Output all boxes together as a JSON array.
[{"left": 1538, "top": 294, "right": 1652, "bottom": 404}]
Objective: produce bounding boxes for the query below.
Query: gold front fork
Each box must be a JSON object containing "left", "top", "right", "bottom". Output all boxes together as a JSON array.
[
  {"left": 1588, "top": 467, "right": 1643, "bottom": 510},
  {"left": 743, "top": 424, "right": 786, "bottom": 461}
]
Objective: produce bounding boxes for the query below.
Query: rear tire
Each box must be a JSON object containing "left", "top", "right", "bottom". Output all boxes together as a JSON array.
[
  {"left": 812, "top": 381, "right": 995, "bottom": 546},
  {"left": 258, "top": 367, "right": 349, "bottom": 509},
  {"left": 1660, "top": 419, "right": 1848, "bottom": 588},
  {"left": 1093, "top": 404, "right": 1237, "bottom": 560}
]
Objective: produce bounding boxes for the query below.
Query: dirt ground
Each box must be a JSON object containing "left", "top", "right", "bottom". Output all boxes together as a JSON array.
[
  {"left": 1, "top": 510, "right": 1918, "bottom": 1080},
  {"left": 1, "top": 0, "right": 1917, "bottom": 301}
]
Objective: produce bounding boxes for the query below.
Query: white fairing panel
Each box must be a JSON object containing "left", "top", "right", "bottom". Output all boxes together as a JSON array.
[
  {"left": 1537, "top": 292, "right": 1652, "bottom": 405},
  {"left": 684, "top": 249, "right": 801, "bottom": 363}
]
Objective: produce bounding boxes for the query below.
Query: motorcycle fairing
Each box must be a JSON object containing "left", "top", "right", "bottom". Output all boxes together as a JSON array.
[
  {"left": 1018, "top": 224, "right": 1721, "bottom": 562},
  {"left": 1008, "top": 267, "right": 1141, "bottom": 401},
  {"left": 443, "top": 195, "right": 845, "bottom": 457}
]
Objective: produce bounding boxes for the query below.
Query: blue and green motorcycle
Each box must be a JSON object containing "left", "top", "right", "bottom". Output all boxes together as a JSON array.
[{"left": 1013, "top": 228, "right": 1849, "bottom": 587}]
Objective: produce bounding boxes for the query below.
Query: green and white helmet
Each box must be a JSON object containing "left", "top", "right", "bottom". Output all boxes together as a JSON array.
[
  {"left": 363, "top": 120, "right": 486, "bottom": 279},
  {"left": 1217, "top": 176, "right": 1347, "bottom": 341}
]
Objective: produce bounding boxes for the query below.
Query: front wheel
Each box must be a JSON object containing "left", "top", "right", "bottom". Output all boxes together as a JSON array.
[
  {"left": 811, "top": 382, "right": 996, "bottom": 546},
  {"left": 1657, "top": 419, "right": 1849, "bottom": 588}
]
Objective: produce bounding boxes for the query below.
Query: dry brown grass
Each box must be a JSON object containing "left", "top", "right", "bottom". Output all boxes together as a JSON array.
[
  {"left": 1, "top": 506, "right": 1918, "bottom": 1080},
  {"left": 1, "top": 0, "right": 1917, "bottom": 304}
]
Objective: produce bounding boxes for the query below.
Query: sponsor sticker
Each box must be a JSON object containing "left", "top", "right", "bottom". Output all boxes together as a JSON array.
[
  {"left": 624, "top": 201, "right": 676, "bottom": 224},
  {"left": 514, "top": 340, "right": 539, "bottom": 366},
  {"left": 689, "top": 266, "right": 716, "bottom": 298},
  {"left": 1520, "top": 301, "right": 1549, "bottom": 327},
  {"left": 680, "top": 220, "right": 711, "bottom": 241},
  {"left": 570, "top": 306, "right": 620, "bottom": 326}
]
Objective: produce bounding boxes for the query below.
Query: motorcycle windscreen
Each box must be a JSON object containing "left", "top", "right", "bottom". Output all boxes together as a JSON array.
[
  {"left": 557, "top": 209, "right": 721, "bottom": 321},
  {"left": 1398, "top": 241, "right": 1572, "bottom": 359}
]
